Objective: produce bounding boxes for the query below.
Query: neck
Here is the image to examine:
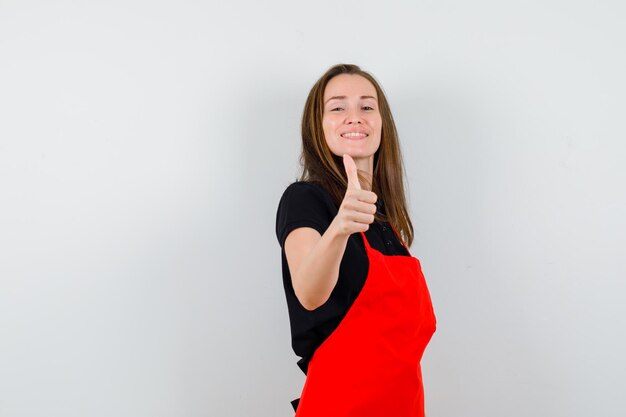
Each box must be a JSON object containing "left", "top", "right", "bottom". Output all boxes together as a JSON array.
[{"left": 354, "top": 155, "right": 374, "bottom": 191}]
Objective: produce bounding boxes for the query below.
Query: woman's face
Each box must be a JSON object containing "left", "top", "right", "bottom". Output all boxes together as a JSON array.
[{"left": 322, "top": 74, "right": 382, "bottom": 161}]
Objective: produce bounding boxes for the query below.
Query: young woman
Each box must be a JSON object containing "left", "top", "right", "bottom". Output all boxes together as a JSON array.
[{"left": 275, "top": 64, "right": 437, "bottom": 417}]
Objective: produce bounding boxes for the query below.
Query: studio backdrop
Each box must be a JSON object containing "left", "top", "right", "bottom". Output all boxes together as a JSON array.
[{"left": 1, "top": 1, "right": 624, "bottom": 416}]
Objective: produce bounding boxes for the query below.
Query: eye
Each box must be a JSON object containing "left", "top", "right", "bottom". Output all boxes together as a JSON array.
[
  {"left": 330, "top": 107, "right": 344, "bottom": 112},
  {"left": 363, "top": 106, "right": 375, "bottom": 111}
]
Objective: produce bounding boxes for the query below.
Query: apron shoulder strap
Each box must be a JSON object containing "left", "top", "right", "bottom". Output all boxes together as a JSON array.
[{"left": 359, "top": 231, "right": 372, "bottom": 251}]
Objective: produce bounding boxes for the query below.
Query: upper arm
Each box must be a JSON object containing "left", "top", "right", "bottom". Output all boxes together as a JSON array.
[
  {"left": 276, "top": 182, "right": 333, "bottom": 282},
  {"left": 284, "top": 227, "right": 322, "bottom": 280}
]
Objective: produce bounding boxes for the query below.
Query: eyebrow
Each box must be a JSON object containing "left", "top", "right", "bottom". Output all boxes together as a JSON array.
[{"left": 324, "top": 95, "right": 378, "bottom": 104}]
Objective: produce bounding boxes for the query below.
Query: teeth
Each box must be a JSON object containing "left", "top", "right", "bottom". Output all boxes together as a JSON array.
[{"left": 341, "top": 132, "right": 367, "bottom": 137}]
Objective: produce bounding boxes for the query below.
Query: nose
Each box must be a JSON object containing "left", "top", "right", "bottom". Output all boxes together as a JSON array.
[{"left": 345, "top": 108, "right": 362, "bottom": 124}]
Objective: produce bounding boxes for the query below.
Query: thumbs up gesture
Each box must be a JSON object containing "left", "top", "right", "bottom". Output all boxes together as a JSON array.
[{"left": 331, "top": 154, "right": 378, "bottom": 236}]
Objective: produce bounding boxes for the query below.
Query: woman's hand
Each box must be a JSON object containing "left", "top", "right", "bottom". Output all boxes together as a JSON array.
[{"left": 330, "top": 154, "right": 378, "bottom": 236}]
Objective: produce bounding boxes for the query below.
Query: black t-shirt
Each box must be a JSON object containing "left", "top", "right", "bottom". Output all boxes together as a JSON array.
[{"left": 275, "top": 181, "right": 410, "bottom": 375}]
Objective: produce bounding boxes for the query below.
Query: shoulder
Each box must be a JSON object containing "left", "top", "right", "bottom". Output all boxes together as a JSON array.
[
  {"left": 280, "top": 181, "right": 329, "bottom": 199},
  {"left": 277, "top": 181, "right": 335, "bottom": 212}
]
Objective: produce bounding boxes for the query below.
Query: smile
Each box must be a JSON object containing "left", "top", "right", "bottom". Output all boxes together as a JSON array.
[{"left": 341, "top": 132, "right": 368, "bottom": 139}]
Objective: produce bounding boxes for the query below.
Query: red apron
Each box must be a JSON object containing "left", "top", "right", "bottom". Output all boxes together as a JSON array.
[{"left": 294, "top": 226, "right": 437, "bottom": 417}]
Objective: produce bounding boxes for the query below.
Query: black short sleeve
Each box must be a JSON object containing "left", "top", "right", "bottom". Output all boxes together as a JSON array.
[{"left": 275, "top": 181, "right": 337, "bottom": 248}]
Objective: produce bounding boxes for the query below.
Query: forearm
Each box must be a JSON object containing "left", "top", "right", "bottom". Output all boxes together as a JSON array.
[{"left": 292, "top": 221, "right": 349, "bottom": 311}]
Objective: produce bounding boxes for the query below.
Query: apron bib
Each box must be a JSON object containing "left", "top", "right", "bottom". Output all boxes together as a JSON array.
[{"left": 293, "top": 226, "right": 437, "bottom": 417}]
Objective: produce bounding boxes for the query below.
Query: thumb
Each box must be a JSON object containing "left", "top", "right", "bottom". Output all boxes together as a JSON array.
[{"left": 343, "top": 154, "right": 361, "bottom": 191}]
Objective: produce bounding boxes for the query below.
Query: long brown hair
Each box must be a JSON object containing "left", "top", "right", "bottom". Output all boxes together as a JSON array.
[{"left": 298, "top": 63, "right": 414, "bottom": 247}]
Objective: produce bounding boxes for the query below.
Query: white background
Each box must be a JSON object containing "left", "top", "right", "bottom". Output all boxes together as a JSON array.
[{"left": 1, "top": 1, "right": 625, "bottom": 416}]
